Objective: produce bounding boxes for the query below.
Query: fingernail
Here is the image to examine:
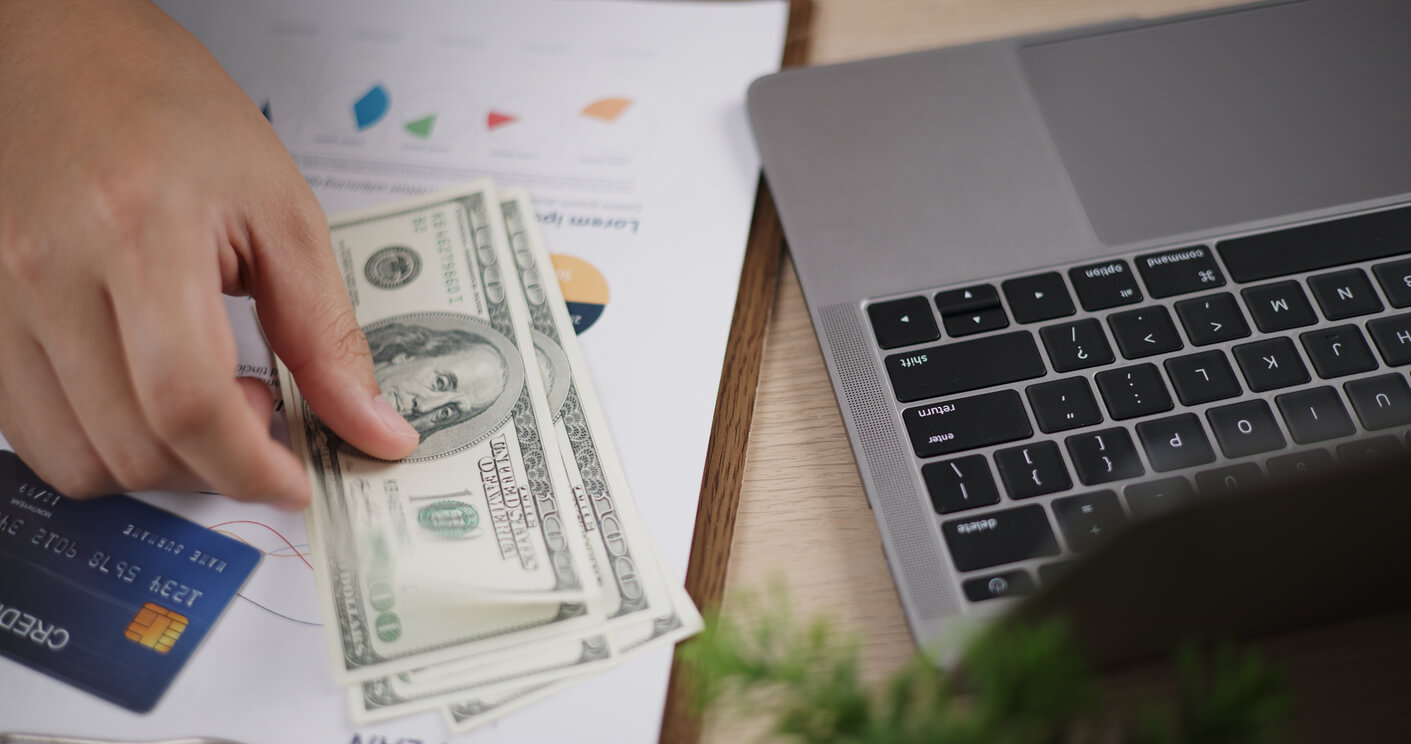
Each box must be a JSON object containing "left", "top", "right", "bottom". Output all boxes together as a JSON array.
[{"left": 374, "top": 393, "right": 420, "bottom": 443}]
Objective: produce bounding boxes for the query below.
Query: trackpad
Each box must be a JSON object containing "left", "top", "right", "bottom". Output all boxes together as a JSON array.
[{"left": 1020, "top": 0, "right": 1411, "bottom": 247}]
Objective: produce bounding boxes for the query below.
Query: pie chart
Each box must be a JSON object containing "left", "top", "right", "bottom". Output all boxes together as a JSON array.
[{"left": 550, "top": 254, "right": 609, "bottom": 334}]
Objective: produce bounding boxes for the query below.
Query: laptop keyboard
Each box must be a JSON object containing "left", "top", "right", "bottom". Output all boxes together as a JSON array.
[{"left": 867, "top": 204, "right": 1411, "bottom": 604}]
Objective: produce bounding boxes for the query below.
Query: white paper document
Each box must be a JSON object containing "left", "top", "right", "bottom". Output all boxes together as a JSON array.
[{"left": 0, "top": 0, "right": 786, "bottom": 741}]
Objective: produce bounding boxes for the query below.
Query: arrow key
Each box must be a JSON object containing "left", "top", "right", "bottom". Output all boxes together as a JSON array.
[
  {"left": 1174, "top": 293, "right": 1250, "bottom": 346},
  {"left": 935, "top": 284, "right": 1000, "bottom": 315},
  {"left": 1003, "top": 272, "right": 1075, "bottom": 324},
  {"left": 1108, "top": 305, "right": 1183, "bottom": 359},
  {"left": 943, "top": 305, "right": 1009, "bottom": 337},
  {"left": 867, "top": 296, "right": 940, "bottom": 349}
]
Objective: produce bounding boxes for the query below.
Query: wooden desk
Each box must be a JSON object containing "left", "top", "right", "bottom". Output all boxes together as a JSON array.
[{"left": 694, "top": 1, "right": 1411, "bottom": 741}]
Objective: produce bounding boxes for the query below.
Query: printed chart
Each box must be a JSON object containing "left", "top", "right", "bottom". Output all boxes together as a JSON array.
[{"left": 550, "top": 254, "right": 610, "bottom": 334}]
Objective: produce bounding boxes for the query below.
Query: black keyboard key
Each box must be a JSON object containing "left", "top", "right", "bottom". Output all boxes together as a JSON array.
[
  {"left": 1267, "top": 449, "right": 1336, "bottom": 480},
  {"left": 1174, "top": 293, "right": 1251, "bottom": 346},
  {"left": 1344, "top": 373, "right": 1411, "bottom": 430},
  {"left": 921, "top": 455, "right": 1001, "bottom": 514},
  {"left": 935, "top": 284, "right": 1000, "bottom": 315},
  {"left": 1065, "top": 427, "right": 1144, "bottom": 485},
  {"left": 1206, "top": 400, "right": 1287, "bottom": 458},
  {"left": 1274, "top": 386, "right": 1355, "bottom": 444},
  {"left": 941, "top": 505, "right": 1060, "bottom": 572},
  {"left": 943, "top": 306, "right": 1009, "bottom": 337},
  {"left": 1125, "top": 477, "right": 1195, "bottom": 520},
  {"left": 1308, "top": 269, "right": 1383, "bottom": 320},
  {"left": 1038, "top": 561, "right": 1074, "bottom": 585},
  {"left": 1242, "top": 281, "right": 1318, "bottom": 333},
  {"left": 1136, "top": 245, "right": 1225, "bottom": 298},
  {"left": 1136, "top": 413, "right": 1216, "bottom": 472},
  {"left": 962, "top": 570, "right": 1036, "bottom": 602},
  {"left": 1164, "top": 351, "right": 1242, "bottom": 406},
  {"left": 868, "top": 297, "right": 940, "bottom": 349},
  {"left": 1026, "top": 377, "right": 1103, "bottom": 434},
  {"left": 1338, "top": 435, "right": 1402, "bottom": 464},
  {"left": 1040, "top": 318, "right": 1114, "bottom": 372},
  {"left": 1095, "top": 364, "right": 1173, "bottom": 420},
  {"left": 1108, "top": 306, "right": 1183, "bottom": 359},
  {"left": 903, "top": 390, "right": 1032, "bottom": 458},
  {"left": 1069, "top": 259, "right": 1142, "bottom": 311},
  {"left": 1372, "top": 258, "right": 1411, "bottom": 308},
  {"left": 1366, "top": 312, "right": 1411, "bottom": 366},
  {"left": 1002, "top": 272, "right": 1075, "bottom": 323},
  {"left": 1052, "top": 490, "right": 1128, "bottom": 553},
  {"left": 1217, "top": 205, "right": 1411, "bottom": 283},
  {"left": 1197, "top": 463, "right": 1263, "bottom": 495},
  {"left": 884, "top": 332, "right": 1045, "bottom": 402},
  {"left": 1300, "top": 325, "right": 1378, "bottom": 379},
  {"left": 1233, "top": 337, "right": 1311, "bottom": 392},
  {"left": 993, "top": 441, "right": 1071, "bottom": 500}
]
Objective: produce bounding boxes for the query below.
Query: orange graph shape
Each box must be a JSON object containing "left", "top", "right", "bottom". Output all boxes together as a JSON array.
[
  {"left": 580, "top": 98, "right": 633, "bottom": 122},
  {"left": 486, "top": 110, "right": 518, "bottom": 130}
]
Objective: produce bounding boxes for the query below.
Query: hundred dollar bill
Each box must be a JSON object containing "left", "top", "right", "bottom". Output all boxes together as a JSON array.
[
  {"left": 444, "top": 680, "right": 564, "bottom": 734},
  {"left": 499, "top": 188, "right": 703, "bottom": 654},
  {"left": 349, "top": 632, "right": 612, "bottom": 724},
  {"left": 279, "top": 180, "right": 602, "bottom": 683}
]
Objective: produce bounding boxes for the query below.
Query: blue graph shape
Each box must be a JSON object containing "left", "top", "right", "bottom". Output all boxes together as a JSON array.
[{"left": 353, "top": 84, "right": 390, "bottom": 131}]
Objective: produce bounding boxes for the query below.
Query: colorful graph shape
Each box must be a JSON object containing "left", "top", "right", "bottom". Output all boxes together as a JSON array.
[
  {"left": 260, "top": 100, "right": 272, "bottom": 122},
  {"left": 353, "top": 84, "right": 390, "bottom": 131},
  {"left": 580, "top": 98, "right": 633, "bottom": 122},
  {"left": 551, "top": 254, "right": 609, "bottom": 334},
  {"left": 486, "top": 110, "right": 519, "bottom": 130},
  {"left": 404, "top": 114, "right": 437, "bottom": 139}
]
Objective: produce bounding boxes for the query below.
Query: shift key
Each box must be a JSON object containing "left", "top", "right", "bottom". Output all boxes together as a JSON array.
[
  {"left": 903, "top": 389, "right": 1033, "bottom": 458},
  {"left": 884, "top": 331, "right": 1046, "bottom": 402}
]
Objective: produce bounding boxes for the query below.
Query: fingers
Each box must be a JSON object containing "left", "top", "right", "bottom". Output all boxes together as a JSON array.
[
  {"left": 246, "top": 194, "right": 419, "bottom": 460},
  {"left": 34, "top": 285, "right": 200, "bottom": 494},
  {"left": 0, "top": 330, "right": 115, "bottom": 498},
  {"left": 108, "top": 228, "right": 311, "bottom": 510},
  {"left": 236, "top": 376, "right": 275, "bottom": 420}
]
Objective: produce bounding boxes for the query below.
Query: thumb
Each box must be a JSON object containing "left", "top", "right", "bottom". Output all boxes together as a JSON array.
[{"left": 247, "top": 197, "right": 420, "bottom": 461}]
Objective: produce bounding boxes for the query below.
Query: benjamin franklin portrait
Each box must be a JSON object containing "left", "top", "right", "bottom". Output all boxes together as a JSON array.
[{"left": 362, "top": 312, "right": 526, "bottom": 460}]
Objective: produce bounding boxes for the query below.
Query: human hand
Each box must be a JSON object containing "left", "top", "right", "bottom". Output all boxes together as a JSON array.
[{"left": 0, "top": 0, "right": 420, "bottom": 509}]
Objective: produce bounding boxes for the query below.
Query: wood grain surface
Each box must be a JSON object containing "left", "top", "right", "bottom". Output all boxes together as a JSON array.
[{"left": 666, "top": 1, "right": 1411, "bottom": 742}]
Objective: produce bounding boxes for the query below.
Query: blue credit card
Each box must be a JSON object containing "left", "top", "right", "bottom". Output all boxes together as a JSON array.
[{"left": 0, "top": 451, "right": 261, "bottom": 712}]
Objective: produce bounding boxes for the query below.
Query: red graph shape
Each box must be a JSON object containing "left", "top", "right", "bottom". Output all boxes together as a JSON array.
[
  {"left": 486, "top": 110, "right": 518, "bottom": 130},
  {"left": 208, "top": 520, "right": 313, "bottom": 570}
]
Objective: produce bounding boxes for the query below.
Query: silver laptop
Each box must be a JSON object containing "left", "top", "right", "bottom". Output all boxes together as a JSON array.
[{"left": 747, "top": 0, "right": 1411, "bottom": 653}]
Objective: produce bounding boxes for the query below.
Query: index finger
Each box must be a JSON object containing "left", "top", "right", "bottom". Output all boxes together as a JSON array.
[{"left": 108, "top": 230, "right": 309, "bottom": 509}]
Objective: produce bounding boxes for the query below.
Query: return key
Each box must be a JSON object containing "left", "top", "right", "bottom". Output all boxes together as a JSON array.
[{"left": 903, "top": 389, "right": 1033, "bottom": 458}]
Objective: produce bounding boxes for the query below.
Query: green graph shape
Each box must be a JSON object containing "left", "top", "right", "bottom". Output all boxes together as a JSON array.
[{"left": 404, "top": 115, "right": 437, "bottom": 139}]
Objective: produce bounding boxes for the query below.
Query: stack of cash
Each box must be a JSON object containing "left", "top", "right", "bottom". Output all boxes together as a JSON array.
[{"left": 276, "top": 181, "right": 702, "bottom": 732}]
